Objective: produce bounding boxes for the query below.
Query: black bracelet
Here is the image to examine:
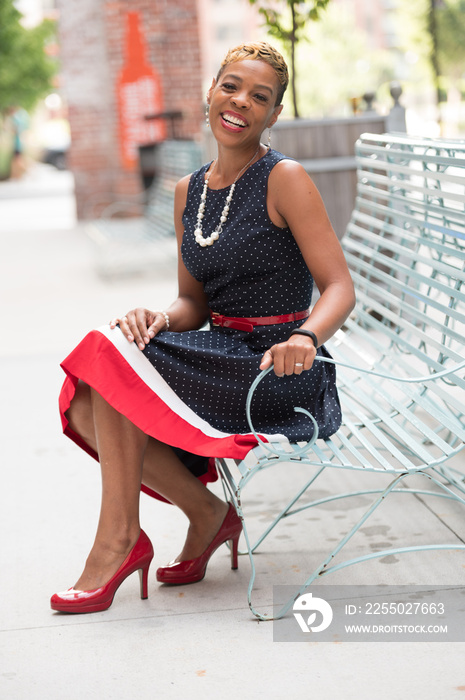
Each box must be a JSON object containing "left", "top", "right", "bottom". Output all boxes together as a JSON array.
[{"left": 289, "top": 328, "right": 318, "bottom": 348}]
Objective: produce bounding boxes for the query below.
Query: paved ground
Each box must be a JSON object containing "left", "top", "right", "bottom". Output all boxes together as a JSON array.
[{"left": 1, "top": 164, "right": 465, "bottom": 699}]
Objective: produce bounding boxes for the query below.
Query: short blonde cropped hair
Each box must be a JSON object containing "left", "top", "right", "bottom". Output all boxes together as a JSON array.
[{"left": 217, "top": 42, "right": 289, "bottom": 105}]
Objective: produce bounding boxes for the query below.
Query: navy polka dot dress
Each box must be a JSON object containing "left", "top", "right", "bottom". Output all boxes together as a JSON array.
[{"left": 59, "top": 149, "right": 341, "bottom": 500}]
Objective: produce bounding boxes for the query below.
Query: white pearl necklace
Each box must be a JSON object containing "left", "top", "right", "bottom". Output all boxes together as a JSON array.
[{"left": 194, "top": 146, "right": 261, "bottom": 247}]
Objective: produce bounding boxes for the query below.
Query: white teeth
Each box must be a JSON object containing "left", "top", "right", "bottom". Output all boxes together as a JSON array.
[{"left": 223, "top": 114, "right": 246, "bottom": 127}]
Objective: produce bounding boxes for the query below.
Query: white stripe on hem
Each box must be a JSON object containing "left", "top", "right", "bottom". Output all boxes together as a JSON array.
[{"left": 97, "top": 325, "right": 288, "bottom": 445}]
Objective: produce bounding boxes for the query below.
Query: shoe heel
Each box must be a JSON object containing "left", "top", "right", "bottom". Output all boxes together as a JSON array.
[
  {"left": 230, "top": 534, "right": 240, "bottom": 570},
  {"left": 138, "top": 564, "right": 150, "bottom": 599}
]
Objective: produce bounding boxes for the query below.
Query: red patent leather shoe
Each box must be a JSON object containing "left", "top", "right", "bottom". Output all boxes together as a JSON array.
[
  {"left": 50, "top": 529, "right": 154, "bottom": 614},
  {"left": 156, "top": 503, "right": 242, "bottom": 585}
]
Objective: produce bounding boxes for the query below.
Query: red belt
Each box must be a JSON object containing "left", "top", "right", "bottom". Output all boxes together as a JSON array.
[{"left": 210, "top": 309, "right": 309, "bottom": 333}]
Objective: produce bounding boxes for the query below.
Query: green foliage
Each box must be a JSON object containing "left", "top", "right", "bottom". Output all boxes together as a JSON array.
[
  {"left": 248, "top": 0, "right": 331, "bottom": 117},
  {"left": 436, "top": 0, "right": 465, "bottom": 78},
  {"left": 283, "top": 4, "right": 395, "bottom": 119},
  {"left": 396, "top": 0, "right": 465, "bottom": 99},
  {"left": 0, "top": 0, "right": 57, "bottom": 113},
  {"left": 249, "top": 0, "right": 330, "bottom": 44}
]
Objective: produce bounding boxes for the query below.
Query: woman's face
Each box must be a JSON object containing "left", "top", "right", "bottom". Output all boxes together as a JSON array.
[{"left": 207, "top": 59, "right": 283, "bottom": 147}]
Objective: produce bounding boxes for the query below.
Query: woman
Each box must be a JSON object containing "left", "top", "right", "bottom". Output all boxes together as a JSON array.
[{"left": 51, "top": 42, "right": 355, "bottom": 613}]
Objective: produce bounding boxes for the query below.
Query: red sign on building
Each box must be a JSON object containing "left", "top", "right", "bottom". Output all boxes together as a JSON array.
[{"left": 117, "top": 12, "right": 166, "bottom": 170}]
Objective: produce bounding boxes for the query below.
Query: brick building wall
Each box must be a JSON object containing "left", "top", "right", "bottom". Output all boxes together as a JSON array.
[{"left": 57, "top": 0, "right": 203, "bottom": 218}]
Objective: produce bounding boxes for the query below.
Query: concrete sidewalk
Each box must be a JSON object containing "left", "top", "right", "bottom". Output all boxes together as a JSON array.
[{"left": 1, "top": 164, "right": 464, "bottom": 700}]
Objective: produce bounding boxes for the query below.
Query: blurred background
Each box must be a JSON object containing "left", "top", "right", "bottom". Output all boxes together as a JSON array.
[
  {"left": 0, "top": 0, "right": 464, "bottom": 241},
  {"left": 1, "top": 5, "right": 464, "bottom": 695}
]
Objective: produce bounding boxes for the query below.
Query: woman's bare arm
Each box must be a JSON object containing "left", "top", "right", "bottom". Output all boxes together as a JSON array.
[
  {"left": 261, "top": 159, "right": 355, "bottom": 375},
  {"left": 111, "top": 175, "right": 210, "bottom": 350}
]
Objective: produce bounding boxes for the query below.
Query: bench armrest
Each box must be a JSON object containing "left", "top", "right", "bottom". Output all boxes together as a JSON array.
[
  {"left": 246, "top": 357, "right": 465, "bottom": 459},
  {"left": 312, "top": 355, "right": 465, "bottom": 384},
  {"left": 246, "top": 366, "right": 320, "bottom": 458}
]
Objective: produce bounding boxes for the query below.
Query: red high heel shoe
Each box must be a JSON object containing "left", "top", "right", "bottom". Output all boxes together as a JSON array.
[
  {"left": 156, "top": 503, "right": 242, "bottom": 585},
  {"left": 50, "top": 529, "right": 154, "bottom": 614}
]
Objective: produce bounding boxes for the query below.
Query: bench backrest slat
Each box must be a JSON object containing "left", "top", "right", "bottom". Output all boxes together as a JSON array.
[
  {"left": 144, "top": 140, "right": 203, "bottom": 238},
  {"left": 336, "top": 133, "right": 465, "bottom": 451}
]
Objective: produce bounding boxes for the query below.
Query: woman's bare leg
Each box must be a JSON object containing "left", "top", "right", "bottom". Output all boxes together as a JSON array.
[
  {"left": 73, "top": 387, "right": 147, "bottom": 591},
  {"left": 67, "top": 382, "right": 228, "bottom": 589},
  {"left": 141, "top": 438, "right": 228, "bottom": 563}
]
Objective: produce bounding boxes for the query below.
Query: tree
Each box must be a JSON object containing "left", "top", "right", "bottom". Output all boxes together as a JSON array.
[
  {"left": 428, "top": 0, "right": 442, "bottom": 107},
  {"left": 397, "top": 0, "right": 465, "bottom": 107},
  {"left": 427, "top": 0, "right": 465, "bottom": 106},
  {"left": 436, "top": 0, "right": 465, "bottom": 83},
  {"left": 0, "top": 0, "right": 57, "bottom": 113},
  {"left": 290, "top": 4, "right": 395, "bottom": 118},
  {"left": 248, "top": 0, "right": 331, "bottom": 117}
]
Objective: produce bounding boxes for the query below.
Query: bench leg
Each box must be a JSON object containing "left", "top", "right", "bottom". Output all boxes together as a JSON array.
[
  {"left": 437, "top": 464, "right": 465, "bottom": 493},
  {"left": 217, "top": 461, "right": 465, "bottom": 621}
]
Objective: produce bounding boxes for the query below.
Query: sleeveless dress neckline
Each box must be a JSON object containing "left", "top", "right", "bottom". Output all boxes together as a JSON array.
[{"left": 203, "top": 146, "right": 272, "bottom": 192}]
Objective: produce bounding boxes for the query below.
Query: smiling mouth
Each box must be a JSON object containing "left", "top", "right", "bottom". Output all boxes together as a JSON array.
[{"left": 221, "top": 113, "right": 247, "bottom": 128}]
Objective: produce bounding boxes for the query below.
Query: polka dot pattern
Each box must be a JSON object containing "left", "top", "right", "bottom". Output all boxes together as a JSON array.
[{"left": 143, "top": 149, "right": 342, "bottom": 443}]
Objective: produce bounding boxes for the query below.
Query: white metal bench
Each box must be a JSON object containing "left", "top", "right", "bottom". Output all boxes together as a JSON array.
[
  {"left": 216, "top": 132, "right": 465, "bottom": 620},
  {"left": 86, "top": 140, "right": 203, "bottom": 276}
]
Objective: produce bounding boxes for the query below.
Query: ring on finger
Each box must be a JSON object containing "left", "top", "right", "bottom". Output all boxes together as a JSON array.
[{"left": 294, "top": 362, "right": 304, "bottom": 367}]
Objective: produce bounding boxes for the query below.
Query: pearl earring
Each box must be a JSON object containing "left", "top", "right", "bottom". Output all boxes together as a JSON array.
[
  {"left": 205, "top": 103, "right": 210, "bottom": 128},
  {"left": 267, "top": 128, "right": 272, "bottom": 148}
]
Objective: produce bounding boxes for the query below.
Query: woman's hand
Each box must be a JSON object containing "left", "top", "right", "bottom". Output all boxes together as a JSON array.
[
  {"left": 109, "top": 308, "right": 168, "bottom": 350},
  {"left": 260, "top": 336, "right": 317, "bottom": 377}
]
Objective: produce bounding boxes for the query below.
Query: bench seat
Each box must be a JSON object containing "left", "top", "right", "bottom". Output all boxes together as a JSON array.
[{"left": 216, "top": 132, "right": 465, "bottom": 620}]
